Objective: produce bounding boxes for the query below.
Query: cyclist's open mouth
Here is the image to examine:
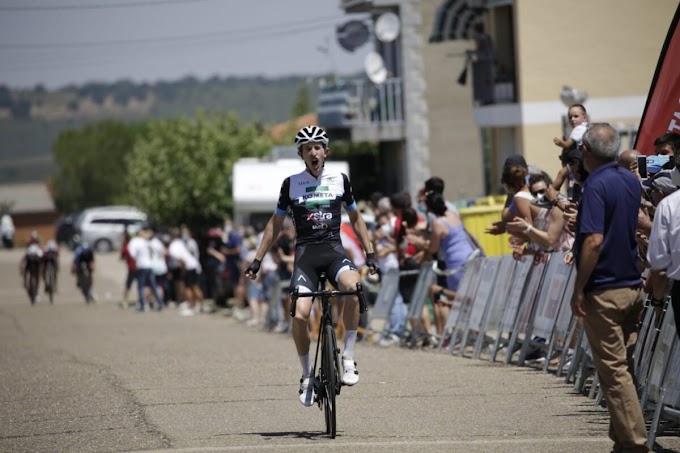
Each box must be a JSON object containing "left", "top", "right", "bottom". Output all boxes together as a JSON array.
[{"left": 310, "top": 158, "right": 320, "bottom": 171}]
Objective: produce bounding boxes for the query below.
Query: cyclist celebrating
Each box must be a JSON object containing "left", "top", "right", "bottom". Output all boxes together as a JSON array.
[{"left": 245, "top": 125, "right": 378, "bottom": 407}]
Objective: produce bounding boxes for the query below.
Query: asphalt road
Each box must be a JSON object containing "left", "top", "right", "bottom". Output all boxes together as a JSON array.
[{"left": 1, "top": 248, "right": 678, "bottom": 453}]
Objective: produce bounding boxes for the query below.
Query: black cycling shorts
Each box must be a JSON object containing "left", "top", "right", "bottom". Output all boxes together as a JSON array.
[
  {"left": 290, "top": 242, "right": 357, "bottom": 294},
  {"left": 25, "top": 255, "right": 41, "bottom": 273}
]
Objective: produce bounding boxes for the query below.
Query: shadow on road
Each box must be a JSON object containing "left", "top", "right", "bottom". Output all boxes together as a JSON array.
[{"left": 246, "top": 430, "right": 338, "bottom": 440}]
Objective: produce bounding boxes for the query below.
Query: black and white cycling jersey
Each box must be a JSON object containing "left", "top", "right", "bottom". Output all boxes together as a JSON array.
[{"left": 275, "top": 168, "right": 357, "bottom": 246}]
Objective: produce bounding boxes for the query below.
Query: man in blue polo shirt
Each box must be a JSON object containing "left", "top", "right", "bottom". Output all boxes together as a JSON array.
[{"left": 571, "top": 123, "right": 648, "bottom": 452}]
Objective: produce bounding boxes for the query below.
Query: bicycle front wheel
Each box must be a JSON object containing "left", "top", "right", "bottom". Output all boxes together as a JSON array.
[{"left": 322, "top": 324, "right": 337, "bottom": 438}]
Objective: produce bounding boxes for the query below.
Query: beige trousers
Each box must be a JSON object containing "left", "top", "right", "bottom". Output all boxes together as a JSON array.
[{"left": 583, "top": 286, "right": 648, "bottom": 453}]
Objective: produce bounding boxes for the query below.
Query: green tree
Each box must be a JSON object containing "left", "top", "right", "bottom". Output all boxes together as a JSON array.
[
  {"left": 328, "top": 141, "right": 379, "bottom": 201},
  {"left": 10, "top": 99, "right": 31, "bottom": 120},
  {"left": 289, "top": 82, "right": 311, "bottom": 119},
  {"left": 124, "top": 112, "right": 271, "bottom": 229},
  {"left": 52, "top": 120, "right": 146, "bottom": 212}
]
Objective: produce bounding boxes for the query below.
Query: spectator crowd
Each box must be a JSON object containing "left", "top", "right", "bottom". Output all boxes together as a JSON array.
[{"left": 113, "top": 116, "right": 679, "bottom": 452}]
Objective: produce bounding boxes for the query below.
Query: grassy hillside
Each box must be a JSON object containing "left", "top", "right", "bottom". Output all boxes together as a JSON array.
[{"left": 0, "top": 75, "right": 328, "bottom": 183}]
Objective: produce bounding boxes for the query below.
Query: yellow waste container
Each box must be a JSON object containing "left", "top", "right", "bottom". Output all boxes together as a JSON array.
[
  {"left": 459, "top": 204, "right": 512, "bottom": 256},
  {"left": 472, "top": 195, "right": 507, "bottom": 207}
]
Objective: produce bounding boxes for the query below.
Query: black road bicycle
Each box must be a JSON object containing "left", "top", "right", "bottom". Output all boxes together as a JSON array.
[{"left": 290, "top": 273, "right": 367, "bottom": 439}]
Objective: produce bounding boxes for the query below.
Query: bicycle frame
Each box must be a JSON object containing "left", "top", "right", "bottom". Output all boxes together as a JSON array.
[{"left": 290, "top": 276, "right": 367, "bottom": 374}]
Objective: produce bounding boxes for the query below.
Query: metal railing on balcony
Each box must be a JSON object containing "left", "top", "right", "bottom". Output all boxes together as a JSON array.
[
  {"left": 339, "top": 0, "right": 373, "bottom": 13},
  {"left": 470, "top": 58, "right": 517, "bottom": 105},
  {"left": 317, "top": 78, "right": 404, "bottom": 130}
]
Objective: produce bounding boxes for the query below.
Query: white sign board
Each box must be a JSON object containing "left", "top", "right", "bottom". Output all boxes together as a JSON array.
[
  {"left": 532, "top": 254, "right": 572, "bottom": 339},
  {"left": 232, "top": 158, "right": 350, "bottom": 217},
  {"left": 467, "top": 257, "right": 500, "bottom": 331}
]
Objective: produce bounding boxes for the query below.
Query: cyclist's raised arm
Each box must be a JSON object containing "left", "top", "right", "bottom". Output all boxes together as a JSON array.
[
  {"left": 340, "top": 172, "right": 373, "bottom": 258},
  {"left": 245, "top": 213, "right": 285, "bottom": 280},
  {"left": 345, "top": 209, "right": 373, "bottom": 257},
  {"left": 254, "top": 213, "right": 285, "bottom": 262}
]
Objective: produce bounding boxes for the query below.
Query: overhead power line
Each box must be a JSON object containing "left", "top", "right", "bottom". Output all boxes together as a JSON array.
[
  {"left": 0, "top": 0, "right": 211, "bottom": 12},
  {"left": 0, "top": 15, "right": 340, "bottom": 50},
  {"left": 2, "top": 21, "right": 345, "bottom": 72}
]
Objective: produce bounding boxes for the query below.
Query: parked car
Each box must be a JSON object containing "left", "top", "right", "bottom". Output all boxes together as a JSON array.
[{"left": 72, "top": 206, "right": 147, "bottom": 252}]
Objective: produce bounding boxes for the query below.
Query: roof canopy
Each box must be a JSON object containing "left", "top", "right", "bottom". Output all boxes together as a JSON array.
[{"left": 429, "top": 0, "right": 486, "bottom": 42}]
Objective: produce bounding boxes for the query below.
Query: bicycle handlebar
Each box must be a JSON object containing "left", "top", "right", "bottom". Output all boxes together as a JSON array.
[
  {"left": 294, "top": 289, "right": 362, "bottom": 298},
  {"left": 290, "top": 282, "right": 367, "bottom": 317}
]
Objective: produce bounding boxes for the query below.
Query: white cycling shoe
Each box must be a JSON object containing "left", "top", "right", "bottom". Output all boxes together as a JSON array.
[
  {"left": 299, "top": 375, "right": 316, "bottom": 407},
  {"left": 341, "top": 357, "right": 359, "bottom": 386}
]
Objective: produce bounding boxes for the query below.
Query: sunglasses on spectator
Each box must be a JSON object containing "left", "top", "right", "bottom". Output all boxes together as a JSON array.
[{"left": 531, "top": 189, "right": 547, "bottom": 197}]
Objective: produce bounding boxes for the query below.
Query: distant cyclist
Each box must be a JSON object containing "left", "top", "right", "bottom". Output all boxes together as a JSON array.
[
  {"left": 72, "top": 242, "right": 95, "bottom": 300},
  {"left": 19, "top": 231, "right": 43, "bottom": 297},
  {"left": 245, "top": 125, "right": 378, "bottom": 407}
]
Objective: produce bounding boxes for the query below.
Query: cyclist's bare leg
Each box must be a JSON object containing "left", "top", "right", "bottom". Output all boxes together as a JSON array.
[
  {"left": 337, "top": 270, "right": 360, "bottom": 331},
  {"left": 292, "top": 295, "right": 313, "bottom": 356},
  {"left": 337, "top": 270, "right": 362, "bottom": 385},
  {"left": 281, "top": 293, "right": 291, "bottom": 326}
]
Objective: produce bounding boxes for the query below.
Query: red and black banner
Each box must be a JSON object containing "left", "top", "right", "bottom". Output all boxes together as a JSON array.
[{"left": 635, "top": 4, "right": 680, "bottom": 155}]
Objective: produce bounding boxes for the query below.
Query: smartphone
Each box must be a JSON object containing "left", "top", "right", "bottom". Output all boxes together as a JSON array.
[{"left": 637, "top": 155, "right": 647, "bottom": 179}]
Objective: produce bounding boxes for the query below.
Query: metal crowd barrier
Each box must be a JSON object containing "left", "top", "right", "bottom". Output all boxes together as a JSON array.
[{"left": 362, "top": 250, "right": 680, "bottom": 446}]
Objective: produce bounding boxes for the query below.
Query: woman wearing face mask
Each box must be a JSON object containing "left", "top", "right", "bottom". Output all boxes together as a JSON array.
[{"left": 505, "top": 173, "right": 574, "bottom": 256}]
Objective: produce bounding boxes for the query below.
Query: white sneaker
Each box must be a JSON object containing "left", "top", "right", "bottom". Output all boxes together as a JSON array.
[
  {"left": 179, "top": 307, "right": 195, "bottom": 317},
  {"left": 234, "top": 307, "right": 250, "bottom": 322},
  {"left": 378, "top": 333, "right": 400, "bottom": 347},
  {"left": 341, "top": 357, "right": 359, "bottom": 386},
  {"left": 298, "top": 375, "right": 316, "bottom": 407},
  {"left": 274, "top": 322, "right": 290, "bottom": 334}
]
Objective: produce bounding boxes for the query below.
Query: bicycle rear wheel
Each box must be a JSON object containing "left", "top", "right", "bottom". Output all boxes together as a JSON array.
[
  {"left": 78, "top": 264, "right": 91, "bottom": 303},
  {"left": 45, "top": 262, "right": 55, "bottom": 304},
  {"left": 28, "top": 272, "right": 37, "bottom": 305},
  {"left": 322, "top": 324, "right": 338, "bottom": 438}
]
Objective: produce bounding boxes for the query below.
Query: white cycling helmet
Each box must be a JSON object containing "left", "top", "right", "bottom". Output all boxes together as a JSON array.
[{"left": 295, "top": 125, "right": 329, "bottom": 148}]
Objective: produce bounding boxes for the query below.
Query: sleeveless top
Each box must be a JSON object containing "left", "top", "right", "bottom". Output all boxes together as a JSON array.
[
  {"left": 527, "top": 207, "right": 574, "bottom": 253},
  {"left": 437, "top": 217, "right": 474, "bottom": 271}
]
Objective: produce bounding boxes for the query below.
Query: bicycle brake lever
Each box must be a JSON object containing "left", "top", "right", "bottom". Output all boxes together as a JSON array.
[
  {"left": 356, "top": 283, "right": 367, "bottom": 314},
  {"left": 290, "top": 288, "right": 299, "bottom": 317}
]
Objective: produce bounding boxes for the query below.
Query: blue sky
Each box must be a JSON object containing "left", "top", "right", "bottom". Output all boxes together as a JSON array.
[{"left": 0, "top": 0, "right": 371, "bottom": 88}]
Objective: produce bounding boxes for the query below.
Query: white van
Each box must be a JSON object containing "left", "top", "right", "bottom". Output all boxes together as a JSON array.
[{"left": 73, "top": 206, "right": 147, "bottom": 252}]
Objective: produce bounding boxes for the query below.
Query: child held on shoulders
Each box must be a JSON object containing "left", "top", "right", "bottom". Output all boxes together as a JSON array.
[
  {"left": 553, "top": 103, "right": 588, "bottom": 151},
  {"left": 552, "top": 104, "right": 588, "bottom": 194}
]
